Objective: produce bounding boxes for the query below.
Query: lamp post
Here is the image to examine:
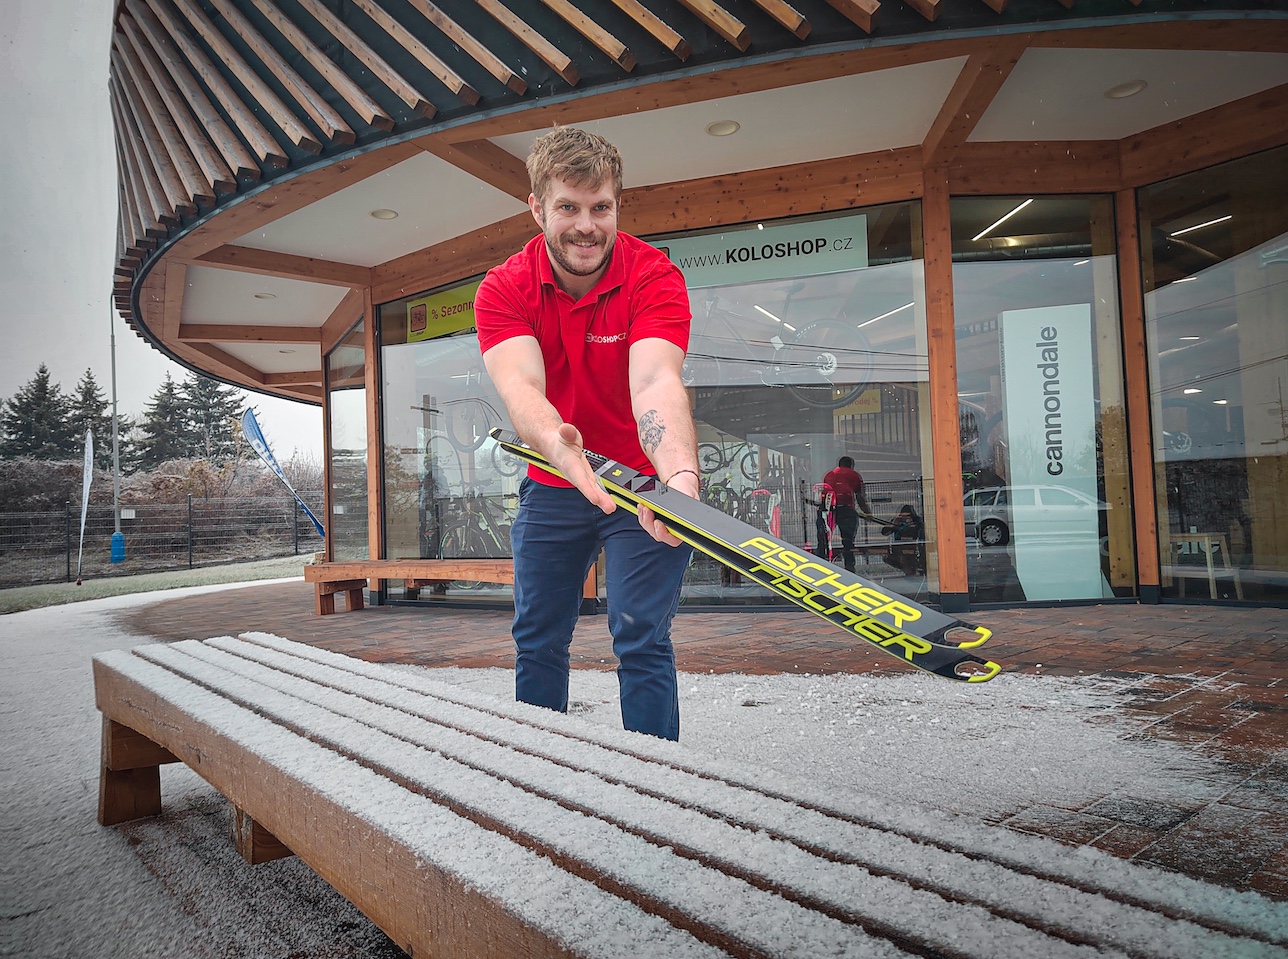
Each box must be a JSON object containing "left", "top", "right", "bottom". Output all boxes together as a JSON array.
[{"left": 109, "top": 305, "right": 125, "bottom": 563}]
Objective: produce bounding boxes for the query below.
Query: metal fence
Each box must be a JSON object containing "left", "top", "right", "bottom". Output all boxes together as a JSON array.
[{"left": 0, "top": 493, "right": 325, "bottom": 588}]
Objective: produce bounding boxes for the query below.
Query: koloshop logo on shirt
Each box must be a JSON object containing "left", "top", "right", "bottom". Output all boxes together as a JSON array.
[{"left": 586, "top": 332, "right": 628, "bottom": 344}]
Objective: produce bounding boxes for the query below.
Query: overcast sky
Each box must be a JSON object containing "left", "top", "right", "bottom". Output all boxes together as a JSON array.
[{"left": 0, "top": 0, "right": 323, "bottom": 461}]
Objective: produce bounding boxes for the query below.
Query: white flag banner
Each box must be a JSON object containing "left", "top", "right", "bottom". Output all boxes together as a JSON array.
[{"left": 77, "top": 429, "right": 93, "bottom": 580}]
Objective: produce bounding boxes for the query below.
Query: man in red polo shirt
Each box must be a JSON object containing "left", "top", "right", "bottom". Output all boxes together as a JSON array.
[
  {"left": 823, "top": 455, "right": 872, "bottom": 573},
  {"left": 474, "top": 127, "right": 699, "bottom": 741}
]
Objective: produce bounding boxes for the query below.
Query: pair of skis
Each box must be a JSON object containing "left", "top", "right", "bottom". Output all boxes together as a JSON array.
[{"left": 491, "top": 430, "right": 1000, "bottom": 683}]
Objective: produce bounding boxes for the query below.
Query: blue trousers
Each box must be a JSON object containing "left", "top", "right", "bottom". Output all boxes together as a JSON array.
[{"left": 510, "top": 478, "right": 692, "bottom": 740}]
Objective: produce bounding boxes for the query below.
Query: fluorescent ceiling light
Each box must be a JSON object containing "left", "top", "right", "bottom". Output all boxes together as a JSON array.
[
  {"left": 1184, "top": 388, "right": 1203, "bottom": 394},
  {"left": 973, "top": 199, "right": 1033, "bottom": 242},
  {"left": 1170, "top": 215, "right": 1231, "bottom": 237},
  {"left": 859, "top": 302, "right": 914, "bottom": 328},
  {"left": 1213, "top": 399, "right": 1228, "bottom": 405},
  {"left": 1173, "top": 277, "right": 1196, "bottom": 283},
  {"left": 1073, "top": 259, "right": 1090, "bottom": 266},
  {"left": 1180, "top": 336, "right": 1201, "bottom": 341},
  {"left": 754, "top": 305, "right": 796, "bottom": 332}
]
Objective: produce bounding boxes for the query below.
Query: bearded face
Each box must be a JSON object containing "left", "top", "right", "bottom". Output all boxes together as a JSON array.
[{"left": 530, "top": 177, "right": 619, "bottom": 292}]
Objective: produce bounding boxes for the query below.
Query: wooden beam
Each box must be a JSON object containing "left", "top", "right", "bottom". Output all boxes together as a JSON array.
[
  {"left": 191, "top": 245, "right": 374, "bottom": 287},
  {"left": 161, "top": 261, "right": 186, "bottom": 342},
  {"left": 135, "top": 0, "right": 290, "bottom": 166},
  {"left": 320, "top": 288, "right": 366, "bottom": 355},
  {"left": 413, "top": 136, "right": 531, "bottom": 201},
  {"left": 608, "top": 0, "right": 691, "bottom": 59},
  {"left": 672, "top": 0, "right": 750, "bottom": 50},
  {"left": 371, "top": 213, "right": 532, "bottom": 305},
  {"left": 170, "top": 0, "right": 321, "bottom": 153},
  {"left": 922, "top": 34, "right": 1031, "bottom": 166},
  {"left": 919, "top": 168, "right": 966, "bottom": 599},
  {"left": 1030, "top": 18, "right": 1288, "bottom": 53},
  {"left": 264, "top": 370, "right": 324, "bottom": 387},
  {"left": 748, "top": 0, "right": 810, "bottom": 39},
  {"left": 186, "top": 343, "right": 269, "bottom": 386},
  {"left": 114, "top": 35, "right": 233, "bottom": 198},
  {"left": 206, "top": 0, "right": 355, "bottom": 146},
  {"left": 1120, "top": 83, "right": 1288, "bottom": 188},
  {"left": 121, "top": 4, "right": 260, "bottom": 180},
  {"left": 822, "top": 0, "right": 879, "bottom": 34},
  {"left": 178, "top": 324, "right": 322, "bottom": 344},
  {"left": 1115, "top": 188, "right": 1160, "bottom": 593},
  {"left": 401, "top": 0, "right": 527, "bottom": 94},
  {"left": 947, "top": 140, "right": 1122, "bottom": 194},
  {"left": 348, "top": 0, "right": 481, "bottom": 104},
  {"left": 474, "top": 0, "right": 579, "bottom": 85},
  {"left": 538, "top": 0, "right": 636, "bottom": 72},
  {"left": 295, "top": 0, "right": 438, "bottom": 117}
]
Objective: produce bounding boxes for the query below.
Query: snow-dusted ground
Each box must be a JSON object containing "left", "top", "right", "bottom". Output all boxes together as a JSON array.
[{"left": 2, "top": 583, "right": 1284, "bottom": 958}]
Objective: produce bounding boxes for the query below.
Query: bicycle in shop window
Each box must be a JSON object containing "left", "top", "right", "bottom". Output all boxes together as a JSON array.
[{"left": 681, "top": 282, "right": 878, "bottom": 415}]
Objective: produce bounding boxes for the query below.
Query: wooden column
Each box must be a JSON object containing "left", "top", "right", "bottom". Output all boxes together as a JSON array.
[
  {"left": 364, "top": 288, "right": 384, "bottom": 571},
  {"left": 920, "top": 168, "right": 968, "bottom": 610},
  {"left": 1115, "top": 189, "right": 1161, "bottom": 601}
]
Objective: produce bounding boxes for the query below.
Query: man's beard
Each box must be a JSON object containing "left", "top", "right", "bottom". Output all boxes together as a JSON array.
[{"left": 544, "top": 228, "right": 614, "bottom": 278}]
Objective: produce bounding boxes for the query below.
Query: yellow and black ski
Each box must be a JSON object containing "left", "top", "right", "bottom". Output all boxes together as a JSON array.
[{"left": 491, "top": 430, "right": 1000, "bottom": 683}]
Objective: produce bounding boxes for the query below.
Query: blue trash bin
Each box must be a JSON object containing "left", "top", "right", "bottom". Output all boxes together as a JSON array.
[{"left": 110, "top": 532, "right": 126, "bottom": 563}]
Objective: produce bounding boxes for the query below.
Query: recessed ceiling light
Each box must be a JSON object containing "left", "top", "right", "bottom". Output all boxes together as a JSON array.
[
  {"left": 1105, "top": 79, "right": 1148, "bottom": 99},
  {"left": 253, "top": 292, "right": 276, "bottom": 300},
  {"left": 278, "top": 349, "right": 296, "bottom": 354},
  {"left": 705, "top": 120, "right": 740, "bottom": 137},
  {"left": 370, "top": 208, "right": 399, "bottom": 219}
]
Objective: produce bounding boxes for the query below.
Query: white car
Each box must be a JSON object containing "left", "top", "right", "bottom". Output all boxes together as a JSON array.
[{"left": 964, "top": 485, "right": 1109, "bottom": 550}]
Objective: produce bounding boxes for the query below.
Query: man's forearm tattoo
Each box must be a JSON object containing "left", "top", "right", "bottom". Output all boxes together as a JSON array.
[{"left": 638, "top": 409, "right": 665, "bottom": 455}]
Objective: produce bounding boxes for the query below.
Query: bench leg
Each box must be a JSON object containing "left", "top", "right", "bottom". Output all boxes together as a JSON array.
[
  {"left": 232, "top": 805, "right": 293, "bottom": 864},
  {"left": 315, "top": 586, "right": 336, "bottom": 615},
  {"left": 98, "top": 718, "right": 174, "bottom": 825},
  {"left": 345, "top": 587, "right": 365, "bottom": 612}
]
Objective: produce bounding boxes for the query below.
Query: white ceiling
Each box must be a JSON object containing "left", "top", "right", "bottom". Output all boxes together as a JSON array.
[
  {"left": 171, "top": 45, "right": 1287, "bottom": 389},
  {"left": 973, "top": 48, "right": 1288, "bottom": 142}
]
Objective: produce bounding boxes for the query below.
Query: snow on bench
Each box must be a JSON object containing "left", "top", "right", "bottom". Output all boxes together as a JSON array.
[{"left": 93, "top": 635, "right": 1288, "bottom": 959}]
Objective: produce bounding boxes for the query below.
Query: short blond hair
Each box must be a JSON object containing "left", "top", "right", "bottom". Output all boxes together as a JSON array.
[{"left": 527, "top": 127, "right": 623, "bottom": 204}]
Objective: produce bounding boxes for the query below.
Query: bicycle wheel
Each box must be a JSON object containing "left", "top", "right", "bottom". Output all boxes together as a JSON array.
[
  {"left": 698, "top": 443, "right": 727, "bottom": 474},
  {"left": 737, "top": 447, "right": 759, "bottom": 483},
  {"left": 774, "top": 319, "right": 874, "bottom": 409},
  {"left": 445, "top": 399, "right": 491, "bottom": 452}
]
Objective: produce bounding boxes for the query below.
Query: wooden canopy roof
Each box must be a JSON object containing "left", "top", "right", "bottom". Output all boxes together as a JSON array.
[{"left": 109, "top": 0, "right": 1288, "bottom": 402}]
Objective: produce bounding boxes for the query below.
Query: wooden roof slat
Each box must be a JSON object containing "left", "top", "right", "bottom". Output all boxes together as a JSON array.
[
  {"left": 474, "top": 0, "right": 579, "bottom": 86},
  {"left": 134, "top": 0, "right": 288, "bottom": 167},
  {"left": 205, "top": 0, "right": 356, "bottom": 146},
  {"left": 109, "top": 106, "right": 155, "bottom": 253},
  {"left": 293, "top": 0, "right": 437, "bottom": 118},
  {"left": 245, "top": 0, "right": 392, "bottom": 133},
  {"left": 109, "top": 83, "right": 166, "bottom": 243},
  {"left": 192, "top": 245, "right": 374, "bottom": 287},
  {"left": 400, "top": 0, "right": 526, "bottom": 95},
  {"left": 822, "top": 0, "right": 879, "bottom": 32},
  {"left": 348, "top": 0, "right": 482, "bottom": 104},
  {"left": 177, "top": 324, "right": 321, "bottom": 344},
  {"left": 114, "top": 44, "right": 220, "bottom": 203},
  {"left": 609, "top": 0, "right": 691, "bottom": 60},
  {"left": 110, "top": 64, "right": 202, "bottom": 217},
  {"left": 748, "top": 0, "right": 811, "bottom": 40},
  {"left": 976, "top": 0, "right": 1008, "bottom": 12},
  {"left": 539, "top": 0, "right": 637, "bottom": 72},
  {"left": 119, "top": 15, "right": 240, "bottom": 193},
  {"left": 672, "top": 0, "right": 750, "bottom": 51},
  {"left": 169, "top": 0, "right": 321, "bottom": 153},
  {"left": 901, "top": 0, "right": 941, "bottom": 22},
  {"left": 122, "top": 2, "right": 261, "bottom": 179}
]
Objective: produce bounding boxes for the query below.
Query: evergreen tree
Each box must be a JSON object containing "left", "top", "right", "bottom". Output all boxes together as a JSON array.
[
  {"left": 67, "top": 368, "right": 115, "bottom": 470},
  {"left": 0, "top": 364, "right": 76, "bottom": 459},
  {"left": 183, "top": 373, "right": 245, "bottom": 463},
  {"left": 136, "top": 373, "right": 194, "bottom": 468}
]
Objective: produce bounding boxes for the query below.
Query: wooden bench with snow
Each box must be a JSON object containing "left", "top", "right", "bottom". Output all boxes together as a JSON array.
[
  {"left": 93, "top": 634, "right": 1285, "bottom": 959},
  {"left": 303, "top": 560, "right": 595, "bottom": 615}
]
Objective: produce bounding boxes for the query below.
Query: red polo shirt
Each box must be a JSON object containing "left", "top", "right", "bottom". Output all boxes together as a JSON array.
[{"left": 475, "top": 232, "right": 691, "bottom": 486}]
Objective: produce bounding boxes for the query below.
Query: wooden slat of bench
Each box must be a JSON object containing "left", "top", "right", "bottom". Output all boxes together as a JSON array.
[
  {"left": 305, "top": 560, "right": 515, "bottom": 584},
  {"left": 213, "top": 634, "right": 1281, "bottom": 959},
  {"left": 93, "top": 649, "right": 722, "bottom": 959}
]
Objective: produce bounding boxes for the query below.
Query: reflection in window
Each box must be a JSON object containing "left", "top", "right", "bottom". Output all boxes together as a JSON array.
[
  {"left": 379, "top": 281, "right": 518, "bottom": 601},
  {"left": 951, "top": 195, "right": 1135, "bottom": 603},
  {"left": 655, "top": 202, "right": 937, "bottom": 604},
  {"left": 326, "top": 321, "right": 368, "bottom": 561},
  {"left": 1140, "top": 145, "right": 1288, "bottom": 602}
]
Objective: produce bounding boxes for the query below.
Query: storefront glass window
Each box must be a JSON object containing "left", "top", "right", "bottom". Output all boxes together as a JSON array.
[
  {"left": 951, "top": 196, "right": 1136, "bottom": 603},
  {"left": 1139, "top": 146, "right": 1288, "bottom": 602},
  {"left": 377, "top": 202, "right": 934, "bottom": 606},
  {"left": 326, "top": 320, "right": 369, "bottom": 560}
]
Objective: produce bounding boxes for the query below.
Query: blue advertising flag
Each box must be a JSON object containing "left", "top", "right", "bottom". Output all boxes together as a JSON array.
[{"left": 241, "top": 408, "right": 325, "bottom": 537}]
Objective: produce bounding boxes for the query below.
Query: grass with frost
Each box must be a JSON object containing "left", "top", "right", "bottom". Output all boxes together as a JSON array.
[{"left": 0, "top": 555, "right": 308, "bottom": 614}]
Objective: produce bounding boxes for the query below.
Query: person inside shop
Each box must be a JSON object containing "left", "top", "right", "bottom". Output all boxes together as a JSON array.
[
  {"left": 823, "top": 455, "right": 873, "bottom": 573},
  {"left": 882, "top": 503, "right": 925, "bottom": 576},
  {"left": 474, "top": 127, "right": 699, "bottom": 742}
]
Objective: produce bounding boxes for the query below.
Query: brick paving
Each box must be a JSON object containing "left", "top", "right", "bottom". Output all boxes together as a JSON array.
[{"left": 118, "top": 582, "right": 1288, "bottom": 901}]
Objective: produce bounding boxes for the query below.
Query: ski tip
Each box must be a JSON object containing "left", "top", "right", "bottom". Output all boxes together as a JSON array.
[
  {"left": 956, "top": 659, "right": 1002, "bottom": 683},
  {"left": 957, "top": 625, "right": 992, "bottom": 649}
]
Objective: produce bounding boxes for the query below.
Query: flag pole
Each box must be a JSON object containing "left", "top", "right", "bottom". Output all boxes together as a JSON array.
[{"left": 109, "top": 306, "right": 125, "bottom": 562}]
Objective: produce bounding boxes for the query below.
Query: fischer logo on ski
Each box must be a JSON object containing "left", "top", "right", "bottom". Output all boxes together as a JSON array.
[{"left": 490, "top": 429, "right": 1001, "bottom": 683}]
